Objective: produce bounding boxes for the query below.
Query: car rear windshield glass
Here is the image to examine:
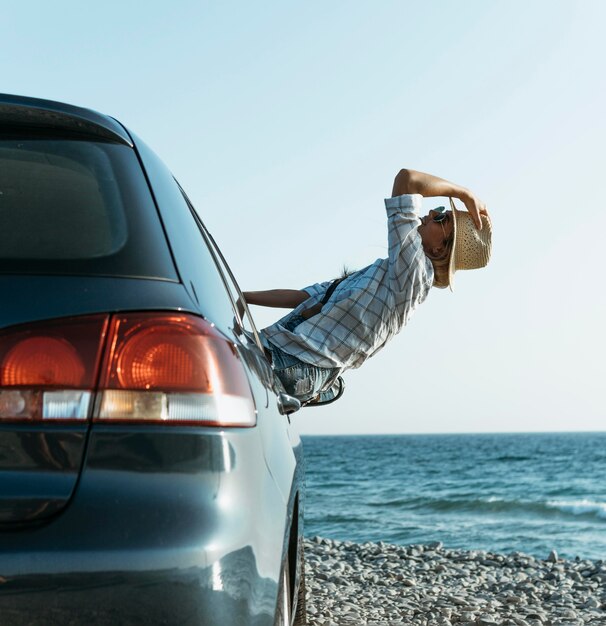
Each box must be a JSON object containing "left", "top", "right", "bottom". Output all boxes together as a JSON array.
[{"left": 0, "top": 138, "right": 178, "bottom": 280}]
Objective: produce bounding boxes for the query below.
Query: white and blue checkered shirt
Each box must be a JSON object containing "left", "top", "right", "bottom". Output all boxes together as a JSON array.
[{"left": 261, "top": 194, "right": 433, "bottom": 370}]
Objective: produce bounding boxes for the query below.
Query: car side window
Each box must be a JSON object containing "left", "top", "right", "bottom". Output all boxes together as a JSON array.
[
  {"left": 178, "top": 190, "right": 264, "bottom": 348},
  {"left": 180, "top": 193, "right": 281, "bottom": 397}
]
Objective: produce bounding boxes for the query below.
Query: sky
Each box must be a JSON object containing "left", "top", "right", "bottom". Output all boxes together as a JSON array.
[{"left": 2, "top": 1, "right": 605, "bottom": 435}]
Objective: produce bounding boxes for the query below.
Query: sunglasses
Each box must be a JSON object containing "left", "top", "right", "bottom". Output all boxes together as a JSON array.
[
  {"left": 432, "top": 206, "right": 448, "bottom": 223},
  {"left": 432, "top": 206, "right": 451, "bottom": 242}
]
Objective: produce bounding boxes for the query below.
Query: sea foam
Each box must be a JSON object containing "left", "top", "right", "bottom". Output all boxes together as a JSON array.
[{"left": 546, "top": 499, "right": 606, "bottom": 519}]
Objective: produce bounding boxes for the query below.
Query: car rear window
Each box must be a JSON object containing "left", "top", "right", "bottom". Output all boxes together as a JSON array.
[{"left": 0, "top": 137, "right": 178, "bottom": 280}]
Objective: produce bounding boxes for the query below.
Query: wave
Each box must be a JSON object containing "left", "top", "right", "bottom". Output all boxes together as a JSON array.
[
  {"left": 546, "top": 499, "right": 606, "bottom": 519},
  {"left": 306, "top": 513, "right": 373, "bottom": 525},
  {"left": 365, "top": 495, "right": 606, "bottom": 521},
  {"left": 307, "top": 481, "right": 356, "bottom": 489}
]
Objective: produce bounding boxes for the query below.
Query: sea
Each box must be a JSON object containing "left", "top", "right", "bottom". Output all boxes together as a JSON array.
[{"left": 301, "top": 432, "right": 606, "bottom": 561}]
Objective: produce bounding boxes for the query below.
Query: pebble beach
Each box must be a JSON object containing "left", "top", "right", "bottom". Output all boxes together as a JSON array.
[{"left": 304, "top": 537, "right": 606, "bottom": 626}]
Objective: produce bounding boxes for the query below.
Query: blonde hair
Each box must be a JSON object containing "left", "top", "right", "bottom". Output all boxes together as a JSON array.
[{"left": 429, "top": 239, "right": 453, "bottom": 289}]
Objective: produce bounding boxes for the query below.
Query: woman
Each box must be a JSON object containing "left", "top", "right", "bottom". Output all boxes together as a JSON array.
[{"left": 243, "top": 169, "right": 492, "bottom": 405}]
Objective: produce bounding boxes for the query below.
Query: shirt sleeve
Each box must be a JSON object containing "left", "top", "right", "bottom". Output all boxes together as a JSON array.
[
  {"left": 384, "top": 193, "right": 422, "bottom": 220},
  {"left": 301, "top": 280, "right": 332, "bottom": 299},
  {"left": 384, "top": 194, "right": 431, "bottom": 292}
]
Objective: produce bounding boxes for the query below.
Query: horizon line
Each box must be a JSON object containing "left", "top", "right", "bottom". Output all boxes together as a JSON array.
[{"left": 299, "top": 430, "right": 606, "bottom": 437}]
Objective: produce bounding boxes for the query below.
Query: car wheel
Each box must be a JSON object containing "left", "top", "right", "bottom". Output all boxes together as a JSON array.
[
  {"left": 293, "top": 542, "right": 307, "bottom": 626},
  {"left": 274, "top": 556, "right": 291, "bottom": 626}
]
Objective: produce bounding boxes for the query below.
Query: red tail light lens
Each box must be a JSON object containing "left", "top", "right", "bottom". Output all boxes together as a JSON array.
[
  {"left": 0, "top": 316, "right": 109, "bottom": 421},
  {"left": 97, "top": 313, "right": 256, "bottom": 426},
  {"left": 101, "top": 314, "right": 250, "bottom": 395},
  {"left": 0, "top": 313, "right": 256, "bottom": 427},
  {"left": 3, "top": 337, "right": 86, "bottom": 387},
  {"left": 0, "top": 316, "right": 108, "bottom": 389}
]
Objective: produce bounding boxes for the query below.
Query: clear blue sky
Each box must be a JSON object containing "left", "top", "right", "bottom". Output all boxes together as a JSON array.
[{"left": 3, "top": 1, "right": 605, "bottom": 434}]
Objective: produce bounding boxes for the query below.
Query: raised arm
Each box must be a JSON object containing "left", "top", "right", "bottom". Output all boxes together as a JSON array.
[
  {"left": 243, "top": 290, "right": 310, "bottom": 309},
  {"left": 392, "top": 168, "right": 488, "bottom": 229}
]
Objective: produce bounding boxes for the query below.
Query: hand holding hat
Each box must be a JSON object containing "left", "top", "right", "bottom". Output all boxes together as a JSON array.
[
  {"left": 447, "top": 197, "right": 492, "bottom": 291},
  {"left": 459, "top": 191, "right": 489, "bottom": 230}
]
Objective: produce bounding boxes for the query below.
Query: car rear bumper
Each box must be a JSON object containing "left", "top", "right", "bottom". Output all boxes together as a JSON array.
[{"left": 0, "top": 427, "right": 295, "bottom": 626}]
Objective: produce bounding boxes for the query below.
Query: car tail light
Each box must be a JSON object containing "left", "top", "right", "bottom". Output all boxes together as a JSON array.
[
  {"left": 97, "top": 313, "right": 256, "bottom": 426},
  {"left": 0, "top": 316, "right": 108, "bottom": 421},
  {"left": 0, "top": 313, "right": 256, "bottom": 427}
]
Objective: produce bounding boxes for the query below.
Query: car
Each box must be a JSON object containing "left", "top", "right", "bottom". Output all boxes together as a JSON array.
[{"left": 0, "top": 93, "right": 306, "bottom": 626}]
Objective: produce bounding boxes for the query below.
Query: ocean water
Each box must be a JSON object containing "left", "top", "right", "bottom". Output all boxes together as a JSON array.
[{"left": 301, "top": 432, "right": 606, "bottom": 561}]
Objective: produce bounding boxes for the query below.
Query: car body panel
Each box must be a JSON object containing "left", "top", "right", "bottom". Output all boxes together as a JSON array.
[
  {"left": 0, "top": 424, "right": 88, "bottom": 523},
  {"left": 0, "top": 427, "right": 288, "bottom": 625},
  {"left": 0, "top": 276, "right": 191, "bottom": 330}
]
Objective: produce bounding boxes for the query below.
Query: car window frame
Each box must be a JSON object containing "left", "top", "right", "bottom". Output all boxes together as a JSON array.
[{"left": 176, "top": 183, "right": 266, "bottom": 352}]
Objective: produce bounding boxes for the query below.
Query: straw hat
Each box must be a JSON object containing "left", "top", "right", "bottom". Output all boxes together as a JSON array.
[{"left": 447, "top": 197, "right": 492, "bottom": 291}]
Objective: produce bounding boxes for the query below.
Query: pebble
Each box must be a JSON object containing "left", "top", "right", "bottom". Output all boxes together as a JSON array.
[{"left": 304, "top": 537, "right": 605, "bottom": 625}]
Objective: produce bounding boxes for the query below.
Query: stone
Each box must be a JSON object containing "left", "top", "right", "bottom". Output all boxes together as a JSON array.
[
  {"left": 460, "top": 610, "right": 477, "bottom": 621},
  {"left": 505, "top": 595, "right": 525, "bottom": 604},
  {"left": 302, "top": 537, "right": 602, "bottom": 626}
]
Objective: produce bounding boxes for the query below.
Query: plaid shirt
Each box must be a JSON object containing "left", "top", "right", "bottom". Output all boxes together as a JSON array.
[{"left": 261, "top": 194, "right": 433, "bottom": 370}]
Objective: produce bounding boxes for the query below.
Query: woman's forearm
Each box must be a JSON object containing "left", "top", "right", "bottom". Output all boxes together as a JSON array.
[
  {"left": 392, "top": 168, "right": 487, "bottom": 229},
  {"left": 392, "top": 169, "right": 470, "bottom": 201},
  {"left": 243, "top": 289, "right": 309, "bottom": 309}
]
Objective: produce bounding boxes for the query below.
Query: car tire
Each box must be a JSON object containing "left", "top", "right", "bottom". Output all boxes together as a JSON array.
[
  {"left": 274, "top": 544, "right": 308, "bottom": 626},
  {"left": 293, "top": 541, "right": 307, "bottom": 626},
  {"left": 274, "top": 556, "right": 291, "bottom": 626}
]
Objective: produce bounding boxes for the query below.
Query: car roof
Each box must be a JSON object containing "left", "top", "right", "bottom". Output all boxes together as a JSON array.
[{"left": 0, "top": 93, "right": 132, "bottom": 146}]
